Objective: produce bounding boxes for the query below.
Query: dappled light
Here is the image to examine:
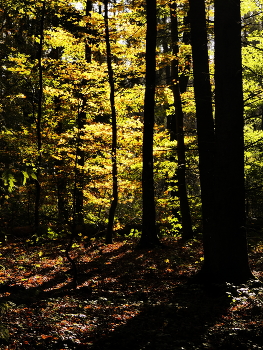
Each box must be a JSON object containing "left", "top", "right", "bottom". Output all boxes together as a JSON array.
[
  {"left": 0, "top": 236, "right": 261, "bottom": 349},
  {"left": 1, "top": 0, "right": 263, "bottom": 348}
]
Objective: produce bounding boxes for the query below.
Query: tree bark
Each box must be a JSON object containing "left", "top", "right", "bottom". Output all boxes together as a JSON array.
[
  {"left": 34, "top": 1, "right": 45, "bottom": 231},
  {"left": 104, "top": 0, "right": 118, "bottom": 244},
  {"left": 179, "top": 10, "right": 191, "bottom": 94},
  {"left": 139, "top": 0, "right": 160, "bottom": 247},
  {"left": 74, "top": 109, "right": 85, "bottom": 226},
  {"left": 170, "top": 2, "right": 193, "bottom": 240},
  {"left": 67, "top": 0, "right": 93, "bottom": 289},
  {"left": 75, "top": 0, "right": 93, "bottom": 227},
  {"left": 188, "top": 0, "right": 215, "bottom": 272},
  {"left": 210, "top": 0, "right": 252, "bottom": 282}
]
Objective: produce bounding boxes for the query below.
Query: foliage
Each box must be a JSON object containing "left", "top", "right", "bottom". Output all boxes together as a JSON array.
[
  {"left": 0, "top": 0, "right": 262, "bottom": 345},
  {"left": 242, "top": 0, "right": 263, "bottom": 219},
  {"left": 0, "top": 0, "right": 262, "bottom": 238},
  {"left": 0, "top": 0, "right": 201, "bottom": 236}
]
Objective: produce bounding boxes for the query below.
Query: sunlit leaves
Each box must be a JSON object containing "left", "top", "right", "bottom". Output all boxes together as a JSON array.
[
  {"left": 1, "top": 170, "right": 17, "bottom": 192},
  {"left": 0, "top": 0, "right": 199, "bottom": 232},
  {"left": 6, "top": 53, "right": 33, "bottom": 76},
  {"left": 241, "top": 0, "right": 263, "bottom": 17}
]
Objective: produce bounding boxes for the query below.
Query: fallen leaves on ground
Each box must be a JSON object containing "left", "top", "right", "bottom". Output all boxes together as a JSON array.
[{"left": 0, "top": 235, "right": 262, "bottom": 349}]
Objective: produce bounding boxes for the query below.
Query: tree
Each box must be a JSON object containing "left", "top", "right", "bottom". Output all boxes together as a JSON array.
[
  {"left": 34, "top": 1, "right": 45, "bottom": 231},
  {"left": 2, "top": 0, "right": 260, "bottom": 264},
  {"left": 139, "top": 0, "right": 160, "bottom": 247},
  {"left": 104, "top": 0, "right": 118, "bottom": 244},
  {"left": 74, "top": 0, "right": 93, "bottom": 228},
  {"left": 169, "top": 1, "right": 193, "bottom": 240},
  {"left": 198, "top": 0, "right": 253, "bottom": 283},
  {"left": 188, "top": 0, "right": 215, "bottom": 268}
]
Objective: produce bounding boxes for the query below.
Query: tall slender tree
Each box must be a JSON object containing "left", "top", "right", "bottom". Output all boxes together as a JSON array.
[
  {"left": 34, "top": 1, "right": 45, "bottom": 231},
  {"left": 139, "top": 0, "right": 160, "bottom": 247},
  {"left": 74, "top": 0, "right": 93, "bottom": 227},
  {"left": 104, "top": 0, "right": 118, "bottom": 244},
  {"left": 188, "top": 0, "right": 215, "bottom": 272},
  {"left": 169, "top": 2, "right": 193, "bottom": 240}
]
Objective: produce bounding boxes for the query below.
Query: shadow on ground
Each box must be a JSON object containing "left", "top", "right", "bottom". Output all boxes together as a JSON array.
[
  {"left": 88, "top": 282, "right": 232, "bottom": 350},
  {"left": 1, "top": 238, "right": 263, "bottom": 349}
]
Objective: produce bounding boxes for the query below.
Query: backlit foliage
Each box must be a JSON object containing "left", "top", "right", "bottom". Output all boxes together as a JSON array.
[{"left": 0, "top": 0, "right": 263, "bottom": 236}]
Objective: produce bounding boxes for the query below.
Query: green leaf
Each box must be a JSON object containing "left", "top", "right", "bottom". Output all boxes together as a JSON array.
[
  {"left": 21, "top": 170, "right": 30, "bottom": 185},
  {"left": 1, "top": 170, "right": 17, "bottom": 192}
]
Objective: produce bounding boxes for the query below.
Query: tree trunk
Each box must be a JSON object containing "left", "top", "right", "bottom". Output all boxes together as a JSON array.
[
  {"left": 67, "top": 0, "right": 93, "bottom": 289},
  {"left": 170, "top": 2, "right": 193, "bottom": 240},
  {"left": 74, "top": 109, "right": 85, "bottom": 227},
  {"left": 188, "top": 0, "right": 215, "bottom": 272},
  {"left": 104, "top": 0, "right": 118, "bottom": 244},
  {"left": 55, "top": 116, "right": 69, "bottom": 224},
  {"left": 34, "top": 1, "right": 45, "bottom": 231},
  {"left": 179, "top": 10, "right": 191, "bottom": 94},
  {"left": 139, "top": 0, "right": 160, "bottom": 248},
  {"left": 208, "top": 0, "right": 252, "bottom": 282},
  {"left": 74, "top": 1, "right": 93, "bottom": 227}
]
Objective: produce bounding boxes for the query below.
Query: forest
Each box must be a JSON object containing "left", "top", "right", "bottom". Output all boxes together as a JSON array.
[{"left": 1, "top": 0, "right": 263, "bottom": 348}]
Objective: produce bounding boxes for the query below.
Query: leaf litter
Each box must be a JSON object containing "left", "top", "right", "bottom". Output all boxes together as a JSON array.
[{"left": 0, "top": 236, "right": 262, "bottom": 349}]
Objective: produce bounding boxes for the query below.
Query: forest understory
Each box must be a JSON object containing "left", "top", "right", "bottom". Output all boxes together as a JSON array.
[
  {"left": 1, "top": 0, "right": 263, "bottom": 348},
  {"left": 0, "top": 230, "right": 262, "bottom": 350}
]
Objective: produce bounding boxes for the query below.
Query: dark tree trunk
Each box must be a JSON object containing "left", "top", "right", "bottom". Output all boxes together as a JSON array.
[
  {"left": 34, "top": 1, "right": 45, "bottom": 231},
  {"left": 75, "top": 0, "right": 92, "bottom": 227},
  {"left": 161, "top": 19, "right": 170, "bottom": 86},
  {"left": 170, "top": 2, "right": 193, "bottom": 240},
  {"left": 50, "top": 49, "right": 68, "bottom": 224},
  {"left": 74, "top": 109, "right": 85, "bottom": 227},
  {"left": 139, "top": 0, "right": 160, "bottom": 248},
  {"left": 66, "top": 0, "right": 93, "bottom": 289},
  {"left": 179, "top": 10, "right": 191, "bottom": 94},
  {"left": 57, "top": 174, "right": 69, "bottom": 224},
  {"left": 104, "top": 0, "right": 118, "bottom": 244},
  {"left": 85, "top": 0, "right": 92, "bottom": 64},
  {"left": 207, "top": 0, "right": 252, "bottom": 282},
  {"left": 55, "top": 114, "right": 69, "bottom": 224},
  {"left": 188, "top": 0, "right": 215, "bottom": 271}
]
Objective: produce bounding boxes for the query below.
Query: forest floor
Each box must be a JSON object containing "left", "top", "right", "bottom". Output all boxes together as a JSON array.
[{"left": 0, "top": 231, "right": 262, "bottom": 349}]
